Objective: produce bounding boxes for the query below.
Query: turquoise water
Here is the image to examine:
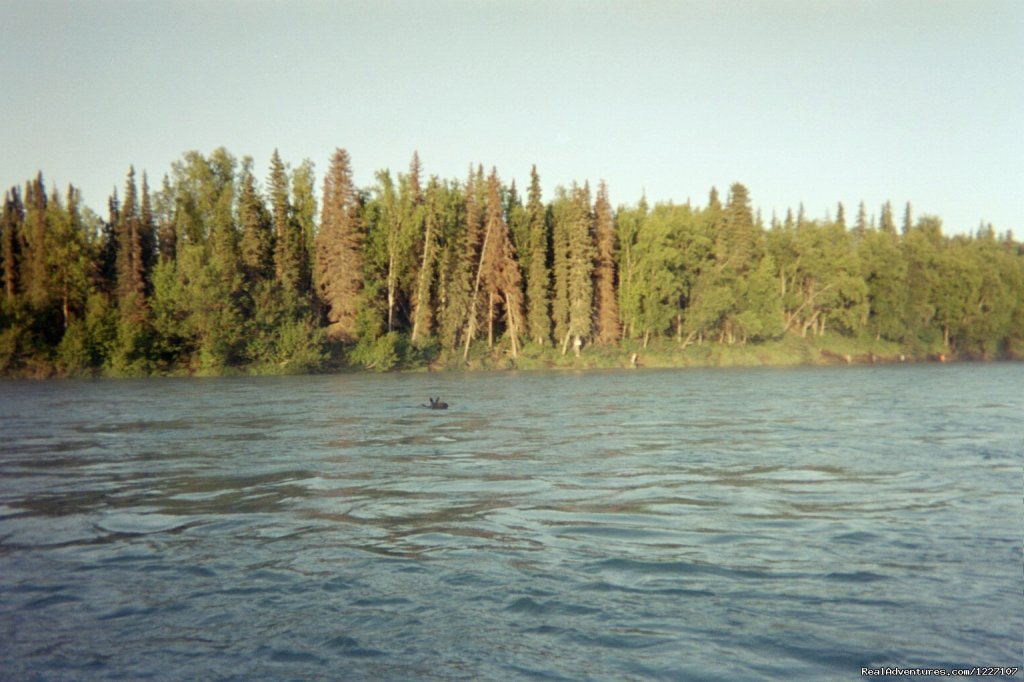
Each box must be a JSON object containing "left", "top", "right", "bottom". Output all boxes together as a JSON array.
[{"left": 1, "top": 365, "right": 1021, "bottom": 680}]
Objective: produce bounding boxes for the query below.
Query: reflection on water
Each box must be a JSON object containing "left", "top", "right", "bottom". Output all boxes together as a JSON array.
[{"left": 1, "top": 365, "right": 1021, "bottom": 680}]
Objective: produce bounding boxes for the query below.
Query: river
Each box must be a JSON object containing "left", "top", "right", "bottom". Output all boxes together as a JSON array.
[{"left": 1, "top": 364, "right": 1021, "bottom": 680}]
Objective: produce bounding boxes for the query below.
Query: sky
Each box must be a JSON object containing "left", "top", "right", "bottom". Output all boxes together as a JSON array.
[{"left": 2, "top": 0, "right": 1021, "bottom": 236}]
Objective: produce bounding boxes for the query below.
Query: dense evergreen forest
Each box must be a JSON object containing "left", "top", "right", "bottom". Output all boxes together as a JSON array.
[{"left": 1, "top": 147, "right": 1021, "bottom": 377}]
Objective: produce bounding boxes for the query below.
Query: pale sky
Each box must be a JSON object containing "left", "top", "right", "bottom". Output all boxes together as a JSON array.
[{"left": 2, "top": 0, "right": 1021, "bottom": 235}]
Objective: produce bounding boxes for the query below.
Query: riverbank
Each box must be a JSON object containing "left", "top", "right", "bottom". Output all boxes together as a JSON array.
[
  {"left": 2, "top": 333, "right": 1018, "bottom": 379},
  {"left": 444, "top": 334, "right": 983, "bottom": 372}
]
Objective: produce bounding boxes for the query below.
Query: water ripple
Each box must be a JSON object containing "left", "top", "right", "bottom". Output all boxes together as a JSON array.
[{"left": 1, "top": 365, "right": 1021, "bottom": 680}]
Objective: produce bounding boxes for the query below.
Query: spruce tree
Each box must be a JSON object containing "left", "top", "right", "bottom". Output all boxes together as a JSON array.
[
  {"left": 462, "top": 169, "right": 524, "bottom": 359},
  {"left": 110, "top": 167, "right": 153, "bottom": 373},
  {"left": 853, "top": 201, "right": 868, "bottom": 238},
  {"left": 139, "top": 173, "right": 157, "bottom": 286},
  {"left": 444, "top": 167, "right": 483, "bottom": 351},
  {"left": 402, "top": 153, "right": 428, "bottom": 342},
  {"left": 550, "top": 188, "right": 572, "bottom": 348},
  {"left": 22, "top": 173, "right": 52, "bottom": 310},
  {"left": 411, "top": 175, "right": 440, "bottom": 344},
  {"left": 593, "top": 181, "right": 619, "bottom": 344},
  {"left": 2, "top": 187, "right": 24, "bottom": 301},
  {"left": 314, "top": 148, "right": 364, "bottom": 341},
  {"left": 902, "top": 202, "right": 913, "bottom": 236},
  {"left": 291, "top": 159, "right": 316, "bottom": 293},
  {"left": 156, "top": 174, "right": 177, "bottom": 263},
  {"left": 525, "top": 166, "right": 551, "bottom": 345},
  {"left": 269, "top": 149, "right": 307, "bottom": 296},
  {"left": 434, "top": 179, "right": 468, "bottom": 351},
  {"left": 879, "top": 201, "right": 896, "bottom": 235},
  {"left": 375, "top": 170, "right": 402, "bottom": 333},
  {"left": 116, "top": 167, "right": 145, "bottom": 314},
  {"left": 238, "top": 158, "right": 274, "bottom": 285},
  {"left": 716, "top": 182, "right": 760, "bottom": 274},
  {"left": 97, "top": 190, "right": 120, "bottom": 294},
  {"left": 564, "top": 182, "right": 595, "bottom": 354}
]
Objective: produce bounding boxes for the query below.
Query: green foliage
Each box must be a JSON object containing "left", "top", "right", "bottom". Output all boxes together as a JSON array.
[
  {"left": 55, "top": 317, "right": 92, "bottom": 375},
  {"left": 108, "top": 316, "right": 153, "bottom": 377},
  {"left": 245, "top": 282, "right": 327, "bottom": 373},
  {"left": 351, "top": 331, "right": 409, "bottom": 371},
  {"left": 2, "top": 148, "right": 1021, "bottom": 376}
]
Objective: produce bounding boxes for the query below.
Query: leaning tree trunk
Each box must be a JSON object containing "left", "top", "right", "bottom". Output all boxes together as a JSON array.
[
  {"left": 462, "top": 219, "right": 495, "bottom": 361},
  {"left": 504, "top": 291, "right": 519, "bottom": 359},
  {"left": 410, "top": 216, "right": 434, "bottom": 344}
]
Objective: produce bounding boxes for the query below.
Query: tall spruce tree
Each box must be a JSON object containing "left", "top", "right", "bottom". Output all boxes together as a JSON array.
[
  {"left": 902, "top": 202, "right": 913, "bottom": 236},
  {"left": 525, "top": 166, "right": 551, "bottom": 345},
  {"left": 853, "top": 201, "right": 868, "bottom": 239},
  {"left": 22, "top": 173, "right": 52, "bottom": 310},
  {"left": 564, "top": 182, "right": 595, "bottom": 354},
  {"left": 2, "top": 187, "right": 24, "bottom": 300},
  {"left": 880, "top": 201, "right": 896, "bottom": 235},
  {"left": 462, "top": 169, "right": 524, "bottom": 359},
  {"left": 435, "top": 179, "right": 470, "bottom": 351},
  {"left": 411, "top": 175, "right": 440, "bottom": 344},
  {"left": 139, "top": 173, "right": 157, "bottom": 286},
  {"left": 238, "top": 158, "right": 274, "bottom": 285},
  {"left": 375, "top": 170, "right": 402, "bottom": 334},
  {"left": 314, "top": 148, "right": 364, "bottom": 341},
  {"left": 593, "top": 181, "right": 619, "bottom": 344},
  {"left": 269, "top": 149, "right": 308, "bottom": 296},
  {"left": 116, "top": 167, "right": 145, "bottom": 314},
  {"left": 291, "top": 159, "right": 317, "bottom": 293},
  {"left": 402, "top": 153, "right": 429, "bottom": 343},
  {"left": 156, "top": 174, "right": 177, "bottom": 263},
  {"left": 445, "top": 167, "right": 484, "bottom": 352},
  {"left": 550, "top": 188, "right": 572, "bottom": 348}
]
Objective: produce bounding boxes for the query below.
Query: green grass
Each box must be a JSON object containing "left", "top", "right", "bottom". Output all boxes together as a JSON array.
[{"left": 425, "top": 333, "right": 916, "bottom": 373}]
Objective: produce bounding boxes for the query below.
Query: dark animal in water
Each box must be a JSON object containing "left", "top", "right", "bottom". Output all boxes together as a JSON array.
[{"left": 426, "top": 397, "right": 448, "bottom": 410}]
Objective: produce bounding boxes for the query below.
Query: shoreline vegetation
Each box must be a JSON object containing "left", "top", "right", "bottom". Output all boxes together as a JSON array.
[
  {"left": 0, "top": 335, "right": 1010, "bottom": 380},
  {"left": 2, "top": 147, "right": 1022, "bottom": 380}
]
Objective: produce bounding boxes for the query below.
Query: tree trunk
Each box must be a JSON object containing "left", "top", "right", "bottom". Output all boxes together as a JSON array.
[
  {"left": 487, "top": 291, "right": 494, "bottom": 348},
  {"left": 62, "top": 282, "right": 70, "bottom": 330},
  {"left": 504, "top": 291, "right": 519, "bottom": 359},
  {"left": 410, "top": 217, "right": 434, "bottom": 344},
  {"left": 462, "top": 218, "right": 495, "bottom": 361},
  {"left": 387, "top": 251, "right": 396, "bottom": 333}
]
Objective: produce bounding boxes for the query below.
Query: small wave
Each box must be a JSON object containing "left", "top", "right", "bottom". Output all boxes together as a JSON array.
[
  {"left": 95, "top": 512, "right": 193, "bottom": 535},
  {"left": 257, "top": 645, "right": 327, "bottom": 666},
  {"left": 324, "top": 636, "right": 386, "bottom": 658},
  {"left": 504, "top": 596, "right": 600, "bottom": 617},
  {"left": 22, "top": 593, "right": 82, "bottom": 610},
  {"left": 831, "top": 531, "right": 881, "bottom": 544},
  {"left": 824, "top": 570, "right": 887, "bottom": 582},
  {"left": 76, "top": 419, "right": 193, "bottom": 434}
]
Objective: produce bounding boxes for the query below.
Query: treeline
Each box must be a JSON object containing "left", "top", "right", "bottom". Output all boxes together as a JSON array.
[{"left": 1, "top": 147, "right": 1022, "bottom": 376}]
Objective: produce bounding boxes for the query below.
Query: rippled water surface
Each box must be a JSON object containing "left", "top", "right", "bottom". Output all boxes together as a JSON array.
[{"left": 1, "top": 365, "right": 1021, "bottom": 680}]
